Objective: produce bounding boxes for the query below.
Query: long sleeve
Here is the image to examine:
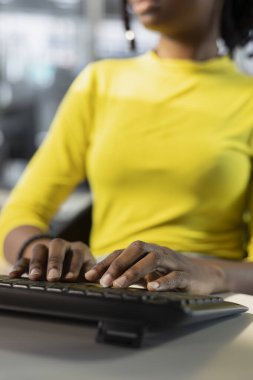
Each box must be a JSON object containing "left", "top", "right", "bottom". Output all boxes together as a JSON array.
[
  {"left": 245, "top": 176, "right": 253, "bottom": 262},
  {"left": 0, "top": 64, "right": 96, "bottom": 256}
]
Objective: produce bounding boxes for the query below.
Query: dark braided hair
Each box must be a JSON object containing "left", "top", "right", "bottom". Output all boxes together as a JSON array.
[
  {"left": 122, "top": 0, "right": 253, "bottom": 55},
  {"left": 221, "top": 0, "right": 253, "bottom": 54},
  {"left": 122, "top": 0, "right": 136, "bottom": 51}
]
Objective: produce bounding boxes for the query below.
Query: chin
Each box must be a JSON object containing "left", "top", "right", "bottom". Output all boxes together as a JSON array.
[{"left": 139, "top": 14, "right": 174, "bottom": 34}]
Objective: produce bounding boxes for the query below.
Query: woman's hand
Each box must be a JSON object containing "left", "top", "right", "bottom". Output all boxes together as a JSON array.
[
  {"left": 9, "top": 238, "right": 96, "bottom": 282},
  {"left": 85, "top": 241, "right": 226, "bottom": 294}
]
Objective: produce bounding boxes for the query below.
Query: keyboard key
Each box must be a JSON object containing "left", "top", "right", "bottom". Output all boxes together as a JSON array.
[
  {"left": 29, "top": 286, "right": 45, "bottom": 291},
  {"left": 142, "top": 295, "right": 168, "bottom": 304},
  {"left": 0, "top": 282, "right": 11, "bottom": 287},
  {"left": 67, "top": 290, "right": 85, "bottom": 296},
  {"left": 13, "top": 284, "right": 28, "bottom": 289},
  {"left": 105, "top": 292, "right": 122, "bottom": 300},
  {"left": 46, "top": 288, "right": 63, "bottom": 293},
  {"left": 86, "top": 290, "right": 104, "bottom": 298},
  {"left": 122, "top": 294, "right": 140, "bottom": 302}
]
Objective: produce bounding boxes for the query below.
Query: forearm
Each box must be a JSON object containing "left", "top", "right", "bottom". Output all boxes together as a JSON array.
[
  {"left": 194, "top": 257, "right": 253, "bottom": 295},
  {"left": 4, "top": 226, "right": 51, "bottom": 265}
]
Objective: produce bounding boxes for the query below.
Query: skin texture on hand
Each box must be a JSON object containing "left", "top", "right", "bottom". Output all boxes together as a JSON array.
[
  {"left": 85, "top": 240, "right": 227, "bottom": 295},
  {"left": 9, "top": 238, "right": 96, "bottom": 282}
]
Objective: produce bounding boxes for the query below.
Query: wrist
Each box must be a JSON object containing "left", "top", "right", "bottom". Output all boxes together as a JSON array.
[
  {"left": 208, "top": 261, "right": 229, "bottom": 293},
  {"left": 190, "top": 256, "right": 229, "bottom": 293}
]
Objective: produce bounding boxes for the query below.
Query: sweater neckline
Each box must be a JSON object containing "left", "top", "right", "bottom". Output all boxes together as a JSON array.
[{"left": 143, "top": 50, "right": 234, "bottom": 75}]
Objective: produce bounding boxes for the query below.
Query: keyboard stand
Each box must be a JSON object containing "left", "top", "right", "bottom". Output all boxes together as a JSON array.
[{"left": 97, "top": 321, "right": 145, "bottom": 347}]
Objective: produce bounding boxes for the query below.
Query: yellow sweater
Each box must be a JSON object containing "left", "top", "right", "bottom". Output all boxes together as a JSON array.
[{"left": 1, "top": 51, "right": 253, "bottom": 261}]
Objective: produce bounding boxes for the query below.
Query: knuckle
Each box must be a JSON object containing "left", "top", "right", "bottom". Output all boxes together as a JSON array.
[
  {"left": 72, "top": 249, "right": 83, "bottom": 258},
  {"left": 90, "top": 257, "right": 97, "bottom": 266},
  {"left": 169, "top": 271, "right": 187, "bottom": 288},
  {"left": 126, "top": 268, "right": 138, "bottom": 280},
  {"left": 32, "top": 243, "right": 46, "bottom": 251},
  {"left": 166, "top": 272, "right": 178, "bottom": 286},
  {"left": 112, "top": 249, "right": 123, "bottom": 256},
  {"left": 149, "top": 250, "right": 161, "bottom": 266},
  {"left": 92, "top": 263, "right": 103, "bottom": 273},
  {"left": 179, "top": 272, "right": 189, "bottom": 287},
  {"left": 29, "top": 256, "right": 40, "bottom": 266},
  {"left": 92, "top": 258, "right": 107, "bottom": 271},
  {"left": 50, "top": 238, "right": 65, "bottom": 247},
  {"left": 178, "top": 270, "right": 187, "bottom": 280},
  {"left": 130, "top": 240, "right": 144, "bottom": 251},
  {"left": 109, "top": 250, "right": 123, "bottom": 260},
  {"left": 48, "top": 255, "right": 61, "bottom": 266},
  {"left": 70, "top": 259, "right": 83, "bottom": 270},
  {"left": 31, "top": 244, "right": 47, "bottom": 258},
  {"left": 29, "top": 257, "right": 41, "bottom": 266},
  {"left": 110, "top": 260, "right": 125, "bottom": 274},
  {"left": 174, "top": 272, "right": 183, "bottom": 285},
  {"left": 92, "top": 251, "right": 122, "bottom": 273},
  {"left": 73, "top": 241, "right": 88, "bottom": 250},
  {"left": 76, "top": 241, "right": 86, "bottom": 246}
]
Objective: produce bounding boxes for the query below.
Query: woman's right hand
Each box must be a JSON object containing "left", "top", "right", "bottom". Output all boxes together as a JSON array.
[{"left": 9, "top": 238, "right": 96, "bottom": 282}]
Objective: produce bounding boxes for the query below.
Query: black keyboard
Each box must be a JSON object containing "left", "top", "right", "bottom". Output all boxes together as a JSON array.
[{"left": 0, "top": 275, "right": 248, "bottom": 347}]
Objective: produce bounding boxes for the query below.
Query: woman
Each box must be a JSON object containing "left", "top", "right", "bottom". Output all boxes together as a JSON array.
[{"left": 0, "top": 0, "right": 253, "bottom": 295}]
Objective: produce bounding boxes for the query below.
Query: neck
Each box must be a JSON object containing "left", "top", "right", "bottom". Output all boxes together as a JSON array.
[
  {"left": 156, "top": 33, "right": 220, "bottom": 61},
  {"left": 155, "top": 6, "right": 222, "bottom": 62}
]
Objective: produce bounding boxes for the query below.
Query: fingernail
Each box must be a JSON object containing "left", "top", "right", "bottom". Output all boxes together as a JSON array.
[
  {"left": 30, "top": 268, "right": 41, "bottom": 277},
  {"left": 100, "top": 273, "right": 113, "bottom": 287},
  {"left": 65, "top": 272, "right": 74, "bottom": 280},
  {"left": 114, "top": 276, "right": 127, "bottom": 288},
  {"left": 85, "top": 269, "right": 97, "bottom": 280},
  {"left": 149, "top": 282, "right": 160, "bottom": 290},
  {"left": 48, "top": 268, "right": 59, "bottom": 280}
]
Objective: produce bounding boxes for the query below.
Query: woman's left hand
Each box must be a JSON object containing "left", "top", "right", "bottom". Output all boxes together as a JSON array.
[{"left": 85, "top": 241, "right": 226, "bottom": 295}]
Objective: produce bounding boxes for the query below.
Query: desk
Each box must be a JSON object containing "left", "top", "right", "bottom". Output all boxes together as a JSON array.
[{"left": 0, "top": 293, "right": 252, "bottom": 380}]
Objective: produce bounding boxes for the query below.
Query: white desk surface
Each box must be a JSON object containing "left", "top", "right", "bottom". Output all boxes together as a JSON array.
[{"left": 0, "top": 293, "right": 252, "bottom": 380}]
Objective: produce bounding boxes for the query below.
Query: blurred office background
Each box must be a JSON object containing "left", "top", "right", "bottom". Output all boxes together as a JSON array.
[
  {"left": 0, "top": 0, "right": 161, "bottom": 252},
  {"left": 0, "top": 0, "right": 160, "bottom": 190},
  {"left": 0, "top": 0, "right": 252, "bottom": 229}
]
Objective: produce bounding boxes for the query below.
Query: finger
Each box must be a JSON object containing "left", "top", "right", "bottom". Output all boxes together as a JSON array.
[
  {"left": 112, "top": 251, "right": 162, "bottom": 288},
  {"left": 76, "top": 242, "right": 96, "bottom": 273},
  {"left": 100, "top": 241, "right": 149, "bottom": 287},
  {"left": 29, "top": 244, "right": 48, "bottom": 280},
  {"left": 47, "top": 239, "right": 70, "bottom": 281},
  {"left": 83, "top": 252, "right": 96, "bottom": 273},
  {"left": 63, "top": 249, "right": 83, "bottom": 281},
  {"left": 145, "top": 270, "right": 170, "bottom": 283},
  {"left": 9, "top": 258, "right": 30, "bottom": 278},
  {"left": 85, "top": 250, "right": 123, "bottom": 282},
  {"left": 65, "top": 251, "right": 96, "bottom": 281},
  {"left": 147, "top": 271, "right": 189, "bottom": 292}
]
